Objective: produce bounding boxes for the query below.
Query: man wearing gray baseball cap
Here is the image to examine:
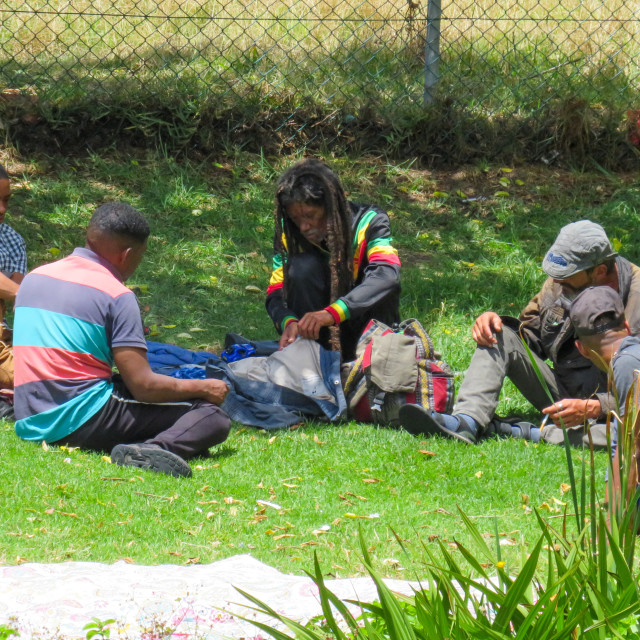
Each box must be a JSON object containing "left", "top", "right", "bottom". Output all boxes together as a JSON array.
[
  {"left": 570, "top": 286, "right": 639, "bottom": 503},
  {"left": 399, "top": 220, "right": 640, "bottom": 445}
]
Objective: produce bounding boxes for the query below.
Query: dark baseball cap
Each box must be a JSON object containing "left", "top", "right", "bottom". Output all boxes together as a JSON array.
[
  {"left": 542, "top": 220, "right": 617, "bottom": 279},
  {"left": 570, "top": 286, "right": 625, "bottom": 337}
]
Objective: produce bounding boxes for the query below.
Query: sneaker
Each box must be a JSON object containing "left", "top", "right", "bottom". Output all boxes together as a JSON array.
[
  {"left": 398, "top": 405, "right": 477, "bottom": 445},
  {"left": 110, "top": 444, "right": 192, "bottom": 478},
  {"left": 485, "top": 415, "right": 538, "bottom": 440}
]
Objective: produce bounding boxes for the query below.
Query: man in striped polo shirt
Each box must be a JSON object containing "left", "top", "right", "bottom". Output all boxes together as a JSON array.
[
  {"left": 13, "top": 202, "right": 230, "bottom": 478},
  {"left": 266, "top": 159, "right": 401, "bottom": 361}
]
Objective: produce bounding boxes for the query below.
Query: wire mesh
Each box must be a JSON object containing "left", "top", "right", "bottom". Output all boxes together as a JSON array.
[{"left": 1, "top": 0, "right": 639, "bottom": 146}]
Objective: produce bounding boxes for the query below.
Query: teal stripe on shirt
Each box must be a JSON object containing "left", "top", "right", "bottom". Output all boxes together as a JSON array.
[
  {"left": 14, "top": 306, "right": 111, "bottom": 364},
  {"left": 15, "top": 379, "right": 113, "bottom": 443}
]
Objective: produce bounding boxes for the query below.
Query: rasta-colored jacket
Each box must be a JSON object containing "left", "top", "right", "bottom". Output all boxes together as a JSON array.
[
  {"left": 516, "top": 256, "right": 640, "bottom": 415},
  {"left": 266, "top": 202, "right": 401, "bottom": 332}
]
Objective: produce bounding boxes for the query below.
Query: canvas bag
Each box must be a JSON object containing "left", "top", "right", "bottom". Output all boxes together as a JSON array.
[{"left": 342, "top": 318, "right": 455, "bottom": 425}]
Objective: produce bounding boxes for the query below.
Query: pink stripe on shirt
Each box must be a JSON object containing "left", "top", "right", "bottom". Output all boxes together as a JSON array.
[
  {"left": 14, "top": 345, "right": 112, "bottom": 386},
  {"left": 32, "top": 255, "right": 130, "bottom": 298}
]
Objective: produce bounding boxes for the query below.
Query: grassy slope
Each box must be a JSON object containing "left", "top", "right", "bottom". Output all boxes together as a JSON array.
[{"left": 1, "top": 149, "right": 638, "bottom": 577}]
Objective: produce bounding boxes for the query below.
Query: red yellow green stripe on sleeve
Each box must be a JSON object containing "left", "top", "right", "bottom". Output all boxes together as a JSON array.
[
  {"left": 282, "top": 315, "right": 298, "bottom": 331},
  {"left": 267, "top": 250, "right": 285, "bottom": 295},
  {"left": 325, "top": 299, "right": 350, "bottom": 324},
  {"left": 367, "top": 242, "right": 401, "bottom": 266}
]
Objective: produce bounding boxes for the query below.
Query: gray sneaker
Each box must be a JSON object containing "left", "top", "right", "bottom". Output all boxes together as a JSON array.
[
  {"left": 110, "top": 444, "right": 192, "bottom": 478},
  {"left": 398, "top": 405, "right": 477, "bottom": 445}
]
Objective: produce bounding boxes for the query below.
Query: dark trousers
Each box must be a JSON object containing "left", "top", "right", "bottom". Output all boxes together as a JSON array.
[
  {"left": 55, "top": 379, "right": 230, "bottom": 459},
  {"left": 286, "top": 253, "right": 400, "bottom": 360}
]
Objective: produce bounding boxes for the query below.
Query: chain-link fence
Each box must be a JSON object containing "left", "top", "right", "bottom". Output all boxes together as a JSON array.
[{"left": 1, "top": 0, "right": 639, "bottom": 154}]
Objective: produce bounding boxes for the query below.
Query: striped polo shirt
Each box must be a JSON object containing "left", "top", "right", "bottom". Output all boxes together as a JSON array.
[{"left": 13, "top": 247, "right": 147, "bottom": 443}]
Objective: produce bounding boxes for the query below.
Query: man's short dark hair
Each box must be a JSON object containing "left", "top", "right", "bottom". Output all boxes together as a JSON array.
[
  {"left": 0, "top": 164, "right": 9, "bottom": 181},
  {"left": 586, "top": 258, "right": 616, "bottom": 276},
  {"left": 89, "top": 202, "right": 150, "bottom": 244}
]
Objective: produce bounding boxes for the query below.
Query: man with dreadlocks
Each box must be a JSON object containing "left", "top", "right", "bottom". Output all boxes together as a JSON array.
[{"left": 266, "top": 158, "right": 401, "bottom": 361}]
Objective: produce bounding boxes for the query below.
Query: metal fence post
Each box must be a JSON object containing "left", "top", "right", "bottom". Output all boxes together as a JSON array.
[{"left": 424, "top": 0, "right": 442, "bottom": 105}]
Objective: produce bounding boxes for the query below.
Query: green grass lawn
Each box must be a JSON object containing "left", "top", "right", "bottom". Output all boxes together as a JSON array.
[{"left": 1, "top": 148, "right": 637, "bottom": 577}]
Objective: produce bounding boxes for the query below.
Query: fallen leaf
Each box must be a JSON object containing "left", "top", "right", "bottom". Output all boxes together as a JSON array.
[
  {"left": 273, "top": 534, "right": 295, "bottom": 540},
  {"left": 313, "top": 435, "right": 325, "bottom": 445},
  {"left": 282, "top": 483, "right": 298, "bottom": 488},
  {"left": 362, "top": 478, "right": 380, "bottom": 484},
  {"left": 44, "top": 508, "right": 55, "bottom": 514},
  {"left": 176, "top": 333, "right": 192, "bottom": 339},
  {"left": 189, "top": 327, "right": 205, "bottom": 332},
  {"left": 184, "top": 557, "right": 200, "bottom": 565},
  {"left": 560, "top": 483, "right": 571, "bottom": 494},
  {"left": 475, "top": 471, "right": 483, "bottom": 479},
  {"left": 102, "top": 456, "right": 112, "bottom": 463},
  {"left": 48, "top": 247, "right": 61, "bottom": 257},
  {"left": 245, "top": 285, "right": 261, "bottom": 293},
  {"left": 249, "top": 515, "right": 268, "bottom": 524},
  {"left": 268, "top": 436, "right": 277, "bottom": 444},
  {"left": 41, "top": 441, "right": 49, "bottom": 452},
  {"left": 346, "top": 492, "right": 368, "bottom": 501},
  {"left": 418, "top": 450, "right": 437, "bottom": 456},
  {"left": 162, "top": 324, "right": 177, "bottom": 329}
]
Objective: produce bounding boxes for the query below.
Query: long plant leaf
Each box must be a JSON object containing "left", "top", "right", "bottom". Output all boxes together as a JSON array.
[
  {"left": 233, "top": 587, "right": 325, "bottom": 640},
  {"left": 520, "top": 337, "right": 581, "bottom": 533},
  {"left": 492, "top": 534, "right": 544, "bottom": 633}
]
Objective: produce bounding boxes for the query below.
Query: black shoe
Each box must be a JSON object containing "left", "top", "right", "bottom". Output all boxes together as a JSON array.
[
  {"left": 110, "top": 444, "right": 192, "bottom": 478},
  {"left": 398, "top": 405, "right": 477, "bottom": 445},
  {"left": 485, "top": 415, "right": 537, "bottom": 440}
]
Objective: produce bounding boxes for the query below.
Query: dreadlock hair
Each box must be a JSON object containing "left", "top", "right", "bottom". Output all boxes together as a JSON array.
[{"left": 274, "top": 158, "right": 353, "bottom": 352}]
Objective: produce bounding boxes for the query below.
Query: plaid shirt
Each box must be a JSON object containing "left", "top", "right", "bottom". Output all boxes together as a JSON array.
[{"left": 0, "top": 224, "right": 27, "bottom": 277}]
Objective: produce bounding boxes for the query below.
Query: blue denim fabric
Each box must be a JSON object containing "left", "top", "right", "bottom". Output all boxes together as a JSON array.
[
  {"left": 206, "top": 346, "right": 346, "bottom": 430},
  {"left": 146, "top": 340, "right": 220, "bottom": 374}
]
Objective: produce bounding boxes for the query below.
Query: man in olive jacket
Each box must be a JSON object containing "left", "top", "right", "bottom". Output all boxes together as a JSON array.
[{"left": 399, "top": 220, "right": 640, "bottom": 445}]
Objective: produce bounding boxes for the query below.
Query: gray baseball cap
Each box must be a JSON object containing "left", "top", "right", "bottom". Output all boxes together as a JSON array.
[
  {"left": 569, "top": 286, "right": 625, "bottom": 337},
  {"left": 542, "top": 220, "right": 617, "bottom": 279}
]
